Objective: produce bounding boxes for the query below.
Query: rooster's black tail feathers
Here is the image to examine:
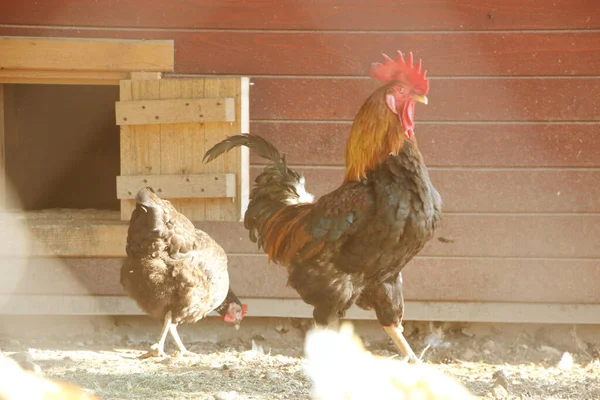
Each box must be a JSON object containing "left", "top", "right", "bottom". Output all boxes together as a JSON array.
[{"left": 203, "top": 134, "right": 286, "bottom": 170}]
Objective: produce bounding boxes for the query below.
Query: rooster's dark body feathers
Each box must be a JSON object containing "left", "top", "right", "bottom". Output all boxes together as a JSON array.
[{"left": 204, "top": 134, "right": 441, "bottom": 326}]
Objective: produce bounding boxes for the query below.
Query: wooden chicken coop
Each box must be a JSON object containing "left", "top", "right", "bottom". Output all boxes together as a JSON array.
[
  {"left": 0, "top": 36, "right": 254, "bottom": 316},
  {"left": 0, "top": 0, "right": 599, "bottom": 325}
]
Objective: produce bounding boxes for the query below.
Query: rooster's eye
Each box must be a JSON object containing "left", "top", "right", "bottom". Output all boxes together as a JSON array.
[{"left": 398, "top": 87, "right": 405, "bottom": 93}]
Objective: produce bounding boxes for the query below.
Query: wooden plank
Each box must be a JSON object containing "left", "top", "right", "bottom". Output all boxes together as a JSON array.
[
  {"left": 130, "top": 72, "right": 162, "bottom": 80},
  {"left": 253, "top": 167, "right": 600, "bottom": 213},
  {"left": 116, "top": 173, "right": 236, "bottom": 199},
  {"left": 0, "top": 1, "right": 597, "bottom": 31},
  {"left": 119, "top": 77, "right": 162, "bottom": 220},
  {"left": 250, "top": 77, "right": 600, "bottom": 121},
  {"left": 250, "top": 122, "right": 600, "bottom": 168},
  {"left": 229, "top": 257, "right": 600, "bottom": 305},
  {"left": 161, "top": 32, "right": 600, "bottom": 77},
  {"left": 13, "top": 256, "right": 597, "bottom": 305},
  {"left": 240, "top": 299, "right": 600, "bottom": 324},
  {"left": 195, "top": 216, "right": 600, "bottom": 259},
  {"left": 115, "top": 97, "right": 235, "bottom": 125},
  {"left": 200, "top": 78, "right": 250, "bottom": 221},
  {"left": 0, "top": 69, "right": 127, "bottom": 85},
  {"left": 157, "top": 78, "right": 206, "bottom": 220},
  {"left": 2, "top": 295, "right": 600, "bottom": 324},
  {"left": 0, "top": 84, "right": 4, "bottom": 208},
  {"left": 0, "top": 36, "right": 173, "bottom": 72},
  {"left": 0, "top": 29, "right": 599, "bottom": 76},
  {"left": 4, "top": 211, "right": 600, "bottom": 259}
]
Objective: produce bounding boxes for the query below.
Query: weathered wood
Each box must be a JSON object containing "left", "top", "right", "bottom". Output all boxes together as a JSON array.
[
  {"left": 157, "top": 32, "right": 600, "bottom": 77},
  {"left": 116, "top": 173, "right": 236, "bottom": 199},
  {"left": 0, "top": 2, "right": 596, "bottom": 325},
  {"left": 198, "top": 77, "right": 250, "bottom": 221},
  {"left": 6, "top": 256, "right": 600, "bottom": 305},
  {"left": 254, "top": 167, "right": 600, "bottom": 213},
  {"left": 115, "top": 97, "right": 235, "bottom": 125},
  {"left": 157, "top": 78, "right": 205, "bottom": 220},
  {"left": 0, "top": 85, "right": 4, "bottom": 208},
  {"left": 250, "top": 122, "right": 600, "bottom": 168},
  {"left": 119, "top": 76, "right": 162, "bottom": 219},
  {"left": 119, "top": 78, "right": 249, "bottom": 221},
  {"left": 0, "top": 69, "right": 127, "bottom": 85},
  {"left": 130, "top": 72, "right": 162, "bottom": 80},
  {"left": 0, "top": 29, "right": 599, "bottom": 76},
  {"left": 3, "top": 211, "right": 600, "bottom": 259},
  {"left": 0, "top": 36, "right": 173, "bottom": 72},
  {"left": 0, "top": 1, "right": 598, "bottom": 32},
  {"left": 249, "top": 78, "right": 600, "bottom": 122},
  {"left": 2, "top": 295, "right": 600, "bottom": 324}
]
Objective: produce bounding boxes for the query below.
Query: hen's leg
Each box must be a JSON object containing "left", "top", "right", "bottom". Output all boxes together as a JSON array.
[
  {"left": 139, "top": 310, "right": 171, "bottom": 359},
  {"left": 169, "top": 323, "right": 197, "bottom": 357}
]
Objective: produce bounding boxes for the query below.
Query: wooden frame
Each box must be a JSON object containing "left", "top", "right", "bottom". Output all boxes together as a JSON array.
[
  {"left": 116, "top": 174, "right": 236, "bottom": 200},
  {"left": 0, "top": 36, "right": 174, "bottom": 85},
  {"left": 1, "top": 210, "right": 599, "bottom": 323},
  {"left": 115, "top": 97, "right": 236, "bottom": 125},
  {"left": 1, "top": 296, "right": 599, "bottom": 325}
]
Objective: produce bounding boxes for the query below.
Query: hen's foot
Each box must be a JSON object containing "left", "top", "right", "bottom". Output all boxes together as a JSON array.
[
  {"left": 172, "top": 350, "right": 198, "bottom": 358},
  {"left": 138, "top": 344, "right": 168, "bottom": 359}
]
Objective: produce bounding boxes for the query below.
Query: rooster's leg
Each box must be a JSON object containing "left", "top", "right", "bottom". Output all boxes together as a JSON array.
[
  {"left": 139, "top": 311, "right": 171, "bottom": 359},
  {"left": 383, "top": 324, "right": 420, "bottom": 364},
  {"left": 169, "top": 323, "right": 197, "bottom": 357}
]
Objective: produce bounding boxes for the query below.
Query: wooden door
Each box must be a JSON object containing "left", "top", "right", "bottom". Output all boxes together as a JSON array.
[{"left": 115, "top": 73, "right": 249, "bottom": 221}]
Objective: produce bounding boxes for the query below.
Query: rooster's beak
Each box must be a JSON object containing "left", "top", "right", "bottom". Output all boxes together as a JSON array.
[{"left": 412, "top": 94, "right": 428, "bottom": 105}]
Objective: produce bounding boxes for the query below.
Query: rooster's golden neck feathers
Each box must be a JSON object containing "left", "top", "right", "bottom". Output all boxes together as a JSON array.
[
  {"left": 343, "top": 51, "right": 429, "bottom": 183},
  {"left": 343, "top": 85, "right": 405, "bottom": 183}
]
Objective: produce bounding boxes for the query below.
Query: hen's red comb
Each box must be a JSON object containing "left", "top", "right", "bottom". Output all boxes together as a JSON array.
[{"left": 369, "top": 51, "right": 429, "bottom": 94}]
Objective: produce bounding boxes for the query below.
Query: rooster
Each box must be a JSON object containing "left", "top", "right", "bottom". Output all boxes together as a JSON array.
[
  {"left": 121, "top": 187, "right": 248, "bottom": 358},
  {"left": 204, "top": 51, "right": 441, "bottom": 363},
  {"left": 304, "top": 323, "right": 473, "bottom": 399}
]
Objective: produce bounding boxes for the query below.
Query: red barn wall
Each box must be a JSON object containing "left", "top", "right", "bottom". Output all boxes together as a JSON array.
[{"left": 1, "top": 1, "right": 599, "bottom": 312}]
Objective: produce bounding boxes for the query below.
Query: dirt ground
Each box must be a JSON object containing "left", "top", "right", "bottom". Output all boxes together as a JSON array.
[{"left": 1, "top": 316, "right": 600, "bottom": 400}]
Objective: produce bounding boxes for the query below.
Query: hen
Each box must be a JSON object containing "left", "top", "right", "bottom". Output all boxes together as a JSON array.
[
  {"left": 121, "top": 187, "right": 248, "bottom": 358},
  {"left": 304, "top": 323, "right": 473, "bottom": 400},
  {"left": 204, "top": 51, "right": 441, "bottom": 362}
]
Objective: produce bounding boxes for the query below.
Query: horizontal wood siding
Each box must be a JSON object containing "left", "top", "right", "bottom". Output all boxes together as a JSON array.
[
  {"left": 0, "top": 28, "right": 599, "bottom": 77},
  {"left": 1, "top": 0, "right": 599, "bottom": 319},
  {"left": 4, "top": 257, "right": 600, "bottom": 305},
  {"left": 250, "top": 123, "right": 600, "bottom": 168},
  {"left": 1, "top": 0, "right": 598, "bottom": 30}
]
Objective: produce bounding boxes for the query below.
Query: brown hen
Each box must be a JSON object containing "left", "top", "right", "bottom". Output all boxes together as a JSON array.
[{"left": 121, "top": 187, "right": 247, "bottom": 358}]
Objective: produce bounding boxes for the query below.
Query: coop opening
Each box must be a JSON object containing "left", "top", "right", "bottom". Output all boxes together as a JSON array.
[{"left": 2, "top": 84, "right": 120, "bottom": 211}]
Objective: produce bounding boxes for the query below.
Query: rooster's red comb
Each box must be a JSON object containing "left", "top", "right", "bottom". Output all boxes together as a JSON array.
[{"left": 369, "top": 51, "right": 429, "bottom": 94}]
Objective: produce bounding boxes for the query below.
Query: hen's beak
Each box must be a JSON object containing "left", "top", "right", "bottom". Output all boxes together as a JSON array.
[
  {"left": 234, "top": 323, "right": 240, "bottom": 331},
  {"left": 412, "top": 94, "right": 428, "bottom": 105}
]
